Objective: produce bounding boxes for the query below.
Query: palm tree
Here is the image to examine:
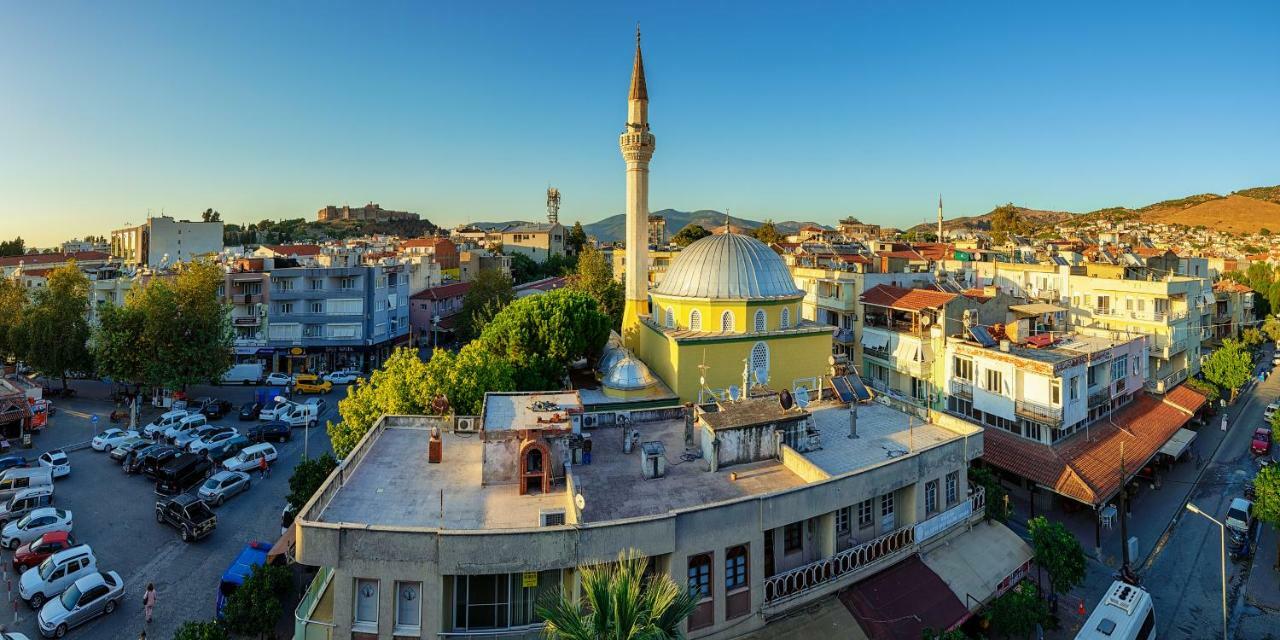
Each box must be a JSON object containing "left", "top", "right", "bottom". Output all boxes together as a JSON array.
[{"left": 537, "top": 550, "right": 699, "bottom": 640}]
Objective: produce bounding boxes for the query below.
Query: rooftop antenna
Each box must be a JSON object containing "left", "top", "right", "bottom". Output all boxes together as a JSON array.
[{"left": 546, "top": 187, "right": 561, "bottom": 225}]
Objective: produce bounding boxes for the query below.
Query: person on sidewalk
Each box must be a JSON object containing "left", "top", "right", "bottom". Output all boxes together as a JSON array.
[
  {"left": 1223, "top": 415, "right": 1228, "bottom": 432},
  {"left": 143, "top": 583, "right": 157, "bottom": 624},
  {"left": 258, "top": 454, "right": 270, "bottom": 479}
]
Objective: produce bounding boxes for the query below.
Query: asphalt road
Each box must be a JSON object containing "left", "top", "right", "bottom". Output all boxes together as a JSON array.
[{"left": 0, "top": 380, "right": 339, "bottom": 639}]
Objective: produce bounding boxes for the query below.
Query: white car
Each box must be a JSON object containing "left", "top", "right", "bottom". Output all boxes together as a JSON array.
[
  {"left": 264, "top": 373, "right": 294, "bottom": 387},
  {"left": 323, "top": 370, "right": 360, "bottom": 384},
  {"left": 2, "top": 508, "right": 72, "bottom": 550},
  {"left": 141, "top": 410, "right": 189, "bottom": 439},
  {"left": 189, "top": 429, "right": 238, "bottom": 455},
  {"left": 37, "top": 451, "right": 69, "bottom": 479},
  {"left": 223, "top": 443, "right": 278, "bottom": 473},
  {"left": 19, "top": 545, "right": 96, "bottom": 609},
  {"left": 1265, "top": 402, "right": 1279, "bottom": 423},
  {"left": 89, "top": 430, "right": 137, "bottom": 452}
]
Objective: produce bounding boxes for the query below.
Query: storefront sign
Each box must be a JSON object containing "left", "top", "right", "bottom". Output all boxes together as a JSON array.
[
  {"left": 521, "top": 572, "right": 538, "bottom": 588},
  {"left": 289, "top": 347, "right": 304, "bottom": 356}
]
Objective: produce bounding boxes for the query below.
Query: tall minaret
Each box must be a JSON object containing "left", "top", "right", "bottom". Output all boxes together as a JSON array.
[
  {"left": 620, "top": 26, "right": 656, "bottom": 345},
  {"left": 937, "top": 194, "right": 944, "bottom": 242}
]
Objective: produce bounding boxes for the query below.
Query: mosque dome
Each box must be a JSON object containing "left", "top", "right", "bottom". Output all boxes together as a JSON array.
[
  {"left": 653, "top": 233, "right": 802, "bottom": 300},
  {"left": 602, "top": 353, "right": 658, "bottom": 391},
  {"left": 597, "top": 346, "right": 627, "bottom": 374}
]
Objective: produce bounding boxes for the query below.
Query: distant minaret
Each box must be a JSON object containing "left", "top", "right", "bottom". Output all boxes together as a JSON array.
[
  {"left": 937, "top": 194, "right": 944, "bottom": 242},
  {"left": 621, "top": 26, "right": 656, "bottom": 344}
]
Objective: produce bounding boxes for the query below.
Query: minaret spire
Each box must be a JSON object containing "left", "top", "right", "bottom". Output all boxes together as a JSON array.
[
  {"left": 629, "top": 24, "right": 648, "bottom": 102},
  {"left": 937, "top": 194, "right": 944, "bottom": 242},
  {"left": 620, "top": 26, "right": 657, "bottom": 348}
]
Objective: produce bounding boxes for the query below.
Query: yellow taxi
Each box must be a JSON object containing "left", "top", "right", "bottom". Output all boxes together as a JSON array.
[{"left": 292, "top": 373, "right": 333, "bottom": 395}]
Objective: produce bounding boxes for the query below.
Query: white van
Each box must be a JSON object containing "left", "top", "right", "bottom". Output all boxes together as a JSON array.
[
  {"left": 261, "top": 401, "right": 317, "bottom": 428},
  {"left": 223, "top": 443, "right": 278, "bottom": 472},
  {"left": 0, "top": 486, "right": 54, "bottom": 524},
  {"left": 1075, "top": 581, "right": 1156, "bottom": 640},
  {"left": 221, "top": 362, "right": 264, "bottom": 385},
  {"left": 164, "top": 413, "right": 208, "bottom": 441},
  {"left": 143, "top": 410, "right": 190, "bottom": 439},
  {"left": 0, "top": 468, "right": 54, "bottom": 504}
]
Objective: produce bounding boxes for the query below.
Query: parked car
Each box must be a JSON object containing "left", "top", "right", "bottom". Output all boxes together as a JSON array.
[
  {"left": 323, "top": 369, "right": 360, "bottom": 384},
  {"left": 89, "top": 429, "right": 137, "bottom": 453},
  {"left": 155, "top": 454, "right": 213, "bottom": 496},
  {"left": 1226, "top": 497, "right": 1254, "bottom": 536},
  {"left": 293, "top": 373, "right": 332, "bottom": 395},
  {"left": 36, "top": 570, "right": 124, "bottom": 638},
  {"left": 164, "top": 414, "right": 208, "bottom": 442},
  {"left": 0, "top": 455, "right": 29, "bottom": 472},
  {"left": 110, "top": 437, "right": 151, "bottom": 463},
  {"left": 237, "top": 401, "right": 263, "bottom": 421},
  {"left": 0, "top": 487, "right": 55, "bottom": 525},
  {"left": 197, "top": 471, "right": 250, "bottom": 507},
  {"left": 19, "top": 545, "right": 96, "bottom": 609},
  {"left": 141, "top": 409, "right": 189, "bottom": 439},
  {"left": 264, "top": 372, "right": 293, "bottom": 387},
  {"left": 245, "top": 421, "right": 291, "bottom": 444},
  {"left": 197, "top": 398, "right": 233, "bottom": 420},
  {"left": 13, "top": 531, "right": 77, "bottom": 572},
  {"left": 205, "top": 435, "right": 252, "bottom": 466},
  {"left": 302, "top": 397, "right": 327, "bottom": 414},
  {"left": 2, "top": 508, "right": 73, "bottom": 550},
  {"left": 155, "top": 495, "right": 217, "bottom": 541},
  {"left": 1265, "top": 401, "right": 1279, "bottom": 423},
  {"left": 176, "top": 425, "right": 230, "bottom": 451},
  {"left": 138, "top": 445, "right": 181, "bottom": 478},
  {"left": 190, "top": 428, "right": 239, "bottom": 455},
  {"left": 223, "top": 443, "right": 278, "bottom": 473},
  {"left": 36, "top": 451, "right": 69, "bottom": 479},
  {"left": 0, "top": 468, "right": 54, "bottom": 504},
  {"left": 1252, "top": 428, "right": 1273, "bottom": 456},
  {"left": 120, "top": 444, "right": 161, "bottom": 475}
]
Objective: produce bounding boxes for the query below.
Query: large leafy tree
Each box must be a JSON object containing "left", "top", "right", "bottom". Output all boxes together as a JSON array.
[
  {"left": 671, "top": 224, "right": 711, "bottom": 248},
  {"left": 1263, "top": 316, "right": 1280, "bottom": 344},
  {"left": 1254, "top": 464, "right": 1280, "bottom": 569},
  {"left": 458, "top": 269, "right": 514, "bottom": 341},
  {"left": 969, "top": 466, "right": 1009, "bottom": 523},
  {"left": 92, "top": 302, "right": 148, "bottom": 389},
  {"left": 287, "top": 453, "right": 338, "bottom": 515},
  {"left": 223, "top": 563, "right": 292, "bottom": 639},
  {"left": 568, "top": 245, "right": 624, "bottom": 331},
  {"left": 1202, "top": 338, "right": 1252, "bottom": 402},
  {"left": 0, "top": 237, "right": 25, "bottom": 257},
  {"left": 750, "top": 219, "right": 784, "bottom": 245},
  {"left": 13, "top": 263, "right": 93, "bottom": 391},
  {"left": 478, "top": 289, "right": 610, "bottom": 390},
  {"left": 537, "top": 551, "right": 697, "bottom": 640},
  {"left": 0, "top": 278, "right": 27, "bottom": 361},
  {"left": 566, "top": 221, "right": 588, "bottom": 254},
  {"left": 173, "top": 620, "right": 229, "bottom": 640},
  {"left": 984, "top": 580, "right": 1049, "bottom": 638},
  {"left": 510, "top": 253, "right": 541, "bottom": 284},
  {"left": 1028, "top": 516, "right": 1086, "bottom": 596}
]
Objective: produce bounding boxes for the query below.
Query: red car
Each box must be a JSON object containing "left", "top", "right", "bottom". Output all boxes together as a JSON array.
[
  {"left": 12, "top": 530, "right": 76, "bottom": 571},
  {"left": 1252, "top": 428, "right": 1273, "bottom": 456}
]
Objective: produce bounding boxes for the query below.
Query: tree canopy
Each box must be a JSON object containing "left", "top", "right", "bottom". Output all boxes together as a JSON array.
[
  {"left": 566, "top": 221, "right": 589, "bottom": 255},
  {"left": 478, "top": 289, "right": 611, "bottom": 390},
  {"left": 750, "top": 219, "right": 784, "bottom": 245},
  {"left": 537, "top": 551, "right": 697, "bottom": 640},
  {"left": 287, "top": 453, "right": 338, "bottom": 515},
  {"left": 12, "top": 263, "right": 93, "bottom": 390},
  {"left": 990, "top": 204, "right": 1034, "bottom": 244},
  {"left": 1202, "top": 338, "right": 1253, "bottom": 400},
  {"left": 0, "top": 278, "right": 27, "bottom": 361},
  {"left": 223, "top": 562, "right": 292, "bottom": 639},
  {"left": 458, "top": 269, "right": 515, "bottom": 342},
  {"left": 567, "top": 245, "right": 624, "bottom": 331},
  {"left": 0, "top": 237, "right": 25, "bottom": 257},
  {"left": 173, "top": 620, "right": 229, "bottom": 640},
  {"left": 984, "top": 580, "right": 1049, "bottom": 638},
  {"left": 1263, "top": 316, "right": 1280, "bottom": 344},
  {"left": 200, "top": 208, "right": 222, "bottom": 222},
  {"left": 1028, "top": 516, "right": 1086, "bottom": 595},
  {"left": 671, "top": 224, "right": 711, "bottom": 248}
]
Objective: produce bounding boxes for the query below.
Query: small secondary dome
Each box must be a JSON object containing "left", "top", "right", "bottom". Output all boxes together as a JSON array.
[
  {"left": 653, "top": 233, "right": 802, "bottom": 300},
  {"left": 602, "top": 353, "right": 657, "bottom": 391}
]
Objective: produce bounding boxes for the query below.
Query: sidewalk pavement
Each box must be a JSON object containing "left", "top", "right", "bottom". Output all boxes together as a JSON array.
[{"left": 1245, "top": 524, "right": 1280, "bottom": 612}]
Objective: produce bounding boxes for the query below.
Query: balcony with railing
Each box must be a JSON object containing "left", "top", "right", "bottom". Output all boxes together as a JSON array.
[
  {"left": 1088, "top": 389, "right": 1111, "bottom": 409},
  {"left": 950, "top": 377, "right": 973, "bottom": 400},
  {"left": 1015, "top": 399, "right": 1063, "bottom": 425},
  {"left": 232, "top": 316, "right": 261, "bottom": 327},
  {"left": 294, "top": 566, "right": 335, "bottom": 640},
  {"left": 762, "top": 487, "right": 985, "bottom": 609},
  {"left": 1143, "top": 368, "right": 1188, "bottom": 395},
  {"left": 232, "top": 293, "right": 263, "bottom": 305},
  {"left": 1091, "top": 306, "right": 1187, "bottom": 323}
]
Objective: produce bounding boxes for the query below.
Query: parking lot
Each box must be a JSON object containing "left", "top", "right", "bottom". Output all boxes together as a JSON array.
[{"left": 0, "top": 380, "right": 338, "bottom": 639}]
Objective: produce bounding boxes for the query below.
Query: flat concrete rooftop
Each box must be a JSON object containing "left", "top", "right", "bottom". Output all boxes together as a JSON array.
[
  {"left": 482, "top": 391, "right": 582, "bottom": 432},
  {"left": 318, "top": 427, "right": 565, "bottom": 530},
  {"left": 803, "top": 402, "right": 972, "bottom": 477},
  {"left": 572, "top": 420, "right": 806, "bottom": 523}
]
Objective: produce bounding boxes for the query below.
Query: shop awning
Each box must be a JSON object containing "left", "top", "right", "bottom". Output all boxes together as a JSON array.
[
  {"left": 920, "top": 521, "right": 1033, "bottom": 612},
  {"left": 1203, "top": 291, "right": 1216, "bottom": 306},
  {"left": 861, "top": 331, "right": 890, "bottom": 352},
  {"left": 1159, "top": 428, "right": 1197, "bottom": 459},
  {"left": 841, "top": 555, "right": 969, "bottom": 639},
  {"left": 1009, "top": 303, "right": 1068, "bottom": 316}
]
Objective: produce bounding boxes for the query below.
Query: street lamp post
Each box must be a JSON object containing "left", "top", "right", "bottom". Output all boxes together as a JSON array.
[{"left": 1186, "top": 502, "right": 1228, "bottom": 640}]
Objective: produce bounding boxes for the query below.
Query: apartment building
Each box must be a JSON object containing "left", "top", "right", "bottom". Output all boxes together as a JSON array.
[
  {"left": 1209, "top": 280, "right": 1254, "bottom": 343},
  {"left": 293, "top": 393, "right": 1031, "bottom": 639},
  {"left": 111, "top": 216, "right": 223, "bottom": 267},
  {"left": 409, "top": 282, "right": 471, "bottom": 346},
  {"left": 499, "top": 223, "right": 567, "bottom": 261},
  {"left": 788, "top": 268, "right": 935, "bottom": 362},
  {"left": 225, "top": 259, "right": 272, "bottom": 363},
  {"left": 458, "top": 250, "right": 512, "bottom": 283}
]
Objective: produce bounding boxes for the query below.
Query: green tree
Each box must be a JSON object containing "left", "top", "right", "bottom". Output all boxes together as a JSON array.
[
  {"left": 458, "top": 269, "right": 515, "bottom": 341},
  {"left": 567, "top": 221, "right": 589, "bottom": 254},
  {"left": 921, "top": 629, "right": 971, "bottom": 640},
  {"left": 1263, "top": 316, "right": 1280, "bottom": 344},
  {"left": 173, "top": 620, "right": 229, "bottom": 640},
  {"left": 671, "top": 224, "right": 711, "bottom": 248},
  {"left": 429, "top": 342, "right": 516, "bottom": 416},
  {"left": 478, "top": 289, "right": 610, "bottom": 390},
  {"left": 750, "top": 219, "right": 784, "bottom": 245},
  {"left": 1202, "top": 338, "right": 1253, "bottom": 402},
  {"left": 510, "top": 253, "right": 541, "bottom": 284},
  {"left": 0, "top": 237, "right": 25, "bottom": 257},
  {"left": 1028, "top": 516, "right": 1086, "bottom": 596},
  {"left": 567, "top": 245, "right": 624, "bottom": 331},
  {"left": 1254, "top": 464, "right": 1280, "bottom": 570},
  {"left": 1243, "top": 327, "right": 1264, "bottom": 347},
  {"left": 537, "top": 551, "right": 697, "bottom": 640},
  {"left": 0, "top": 278, "right": 27, "bottom": 361},
  {"left": 201, "top": 208, "right": 222, "bottom": 223},
  {"left": 287, "top": 453, "right": 338, "bottom": 515},
  {"left": 970, "top": 466, "right": 1010, "bottom": 523},
  {"left": 1184, "top": 377, "right": 1221, "bottom": 409},
  {"left": 990, "top": 204, "right": 1031, "bottom": 244},
  {"left": 13, "top": 263, "right": 93, "bottom": 392},
  {"left": 984, "top": 580, "right": 1049, "bottom": 638},
  {"left": 223, "top": 563, "right": 292, "bottom": 639}
]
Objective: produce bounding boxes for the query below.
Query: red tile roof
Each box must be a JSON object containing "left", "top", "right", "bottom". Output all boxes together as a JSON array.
[
  {"left": 840, "top": 555, "right": 969, "bottom": 640},
  {"left": 859, "top": 284, "right": 957, "bottom": 311},
  {"left": 0, "top": 251, "right": 110, "bottom": 268},
  {"left": 1213, "top": 280, "right": 1254, "bottom": 294},
  {"left": 961, "top": 287, "right": 994, "bottom": 303},
  {"left": 410, "top": 281, "right": 472, "bottom": 301},
  {"left": 981, "top": 387, "right": 1206, "bottom": 506},
  {"left": 263, "top": 244, "right": 322, "bottom": 257},
  {"left": 910, "top": 243, "right": 953, "bottom": 261}
]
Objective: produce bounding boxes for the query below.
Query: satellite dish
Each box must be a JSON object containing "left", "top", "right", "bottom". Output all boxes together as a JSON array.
[
  {"left": 795, "top": 386, "right": 811, "bottom": 408},
  {"left": 920, "top": 315, "right": 932, "bottom": 327},
  {"left": 779, "top": 388, "right": 794, "bottom": 410},
  {"left": 574, "top": 493, "right": 586, "bottom": 510},
  {"left": 728, "top": 385, "right": 741, "bottom": 401}
]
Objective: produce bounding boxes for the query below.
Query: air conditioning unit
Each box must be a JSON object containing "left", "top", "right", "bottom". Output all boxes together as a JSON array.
[
  {"left": 455, "top": 417, "right": 477, "bottom": 433},
  {"left": 539, "top": 509, "right": 566, "bottom": 527}
]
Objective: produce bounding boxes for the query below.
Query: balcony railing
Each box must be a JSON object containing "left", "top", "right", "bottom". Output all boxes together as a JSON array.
[
  {"left": 232, "top": 316, "right": 261, "bottom": 326},
  {"left": 950, "top": 378, "right": 973, "bottom": 399},
  {"left": 232, "top": 293, "right": 263, "bottom": 304},
  {"left": 1015, "top": 399, "right": 1063, "bottom": 425},
  {"left": 1143, "top": 368, "right": 1188, "bottom": 395},
  {"left": 1092, "top": 307, "right": 1187, "bottom": 323},
  {"left": 294, "top": 567, "right": 335, "bottom": 640},
  {"left": 834, "top": 329, "right": 856, "bottom": 344},
  {"left": 763, "top": 488, "right": 985, "bottom": 606},
  {"left": 1088, "top": 389, "right": 1111, "bottom": 409}
]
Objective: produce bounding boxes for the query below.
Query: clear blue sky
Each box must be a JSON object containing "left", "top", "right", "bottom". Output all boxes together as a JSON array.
[{"left": 2, "top": 1, "right": 1278, "bottom": 246}]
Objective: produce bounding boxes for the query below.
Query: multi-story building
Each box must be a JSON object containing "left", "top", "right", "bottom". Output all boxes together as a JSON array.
[
  {"left": 836, "top": 217, "right": 880, "bottom": 241},
  {"left": 317, "top": 203, "right": 419, "bottom": 222},
  {"left": 225, "top": 258, "right": 272, "bottom": 364},
  {"left": 409, "top": 282, "right": 471, "bottom": 347},
  {"left": 648, "top": 214, "right": 666, "bottom": 248},
  {"left": 0, "top": 251, "right": 112, "bottom": 279},
  {"left": 458, "top": 250, "right": 512, "bottom": 283},
  {"left": 110, "top": 216, "right": 223, "bottom": 267},
  {"left": 1209, "top": 280, "right": 1254, "bottom": 343},
  {"left": 293, "top": 393, "right": 1031, "bottom": 639},
  {"left": 787, "top": 268, "right": 936, "bottom": 362},
  {"left": 499, "top": 223, "right": 568, "bottom": 261},
  {"left": 401, "top": 237, "right": 459, "bottom": 275}
]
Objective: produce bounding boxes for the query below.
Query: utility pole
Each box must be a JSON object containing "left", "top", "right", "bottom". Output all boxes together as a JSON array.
[{"left": 1119, "top": 441, "right": 1131, "bottom": 573}]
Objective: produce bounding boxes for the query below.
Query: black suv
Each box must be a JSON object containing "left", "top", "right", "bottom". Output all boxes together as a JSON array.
[
  {"left": 155, "top": 494, "right": 217, "bottom": 542},
  {"left": 138, "top": 445, "right": 181, "bottom": 478},
  {"left": 198, "top": 398, "right": 233, "bottom": 420},
  {"left": 246, "top": 420, "right": 291, "bottom": 444}
]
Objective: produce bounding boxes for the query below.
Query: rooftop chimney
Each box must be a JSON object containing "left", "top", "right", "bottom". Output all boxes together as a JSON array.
[{"left": 428, "top": 424, "right": 442, "bottom": 464}]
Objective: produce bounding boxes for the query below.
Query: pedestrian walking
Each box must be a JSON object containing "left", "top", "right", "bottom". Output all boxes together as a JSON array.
[
  {"left": 258, "top": 454, "right": 270, "bottom": 479},
  {"left": 143, "top": 583, "right": 156, "bottom": 624},
  {"left": 1222, "top": 415, "right": 1228, "bottom": 432}
]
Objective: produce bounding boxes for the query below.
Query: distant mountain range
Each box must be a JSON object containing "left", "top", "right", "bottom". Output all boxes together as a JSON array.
[{"left": 580, "top": 209, "right": 826, "bottom": 243}]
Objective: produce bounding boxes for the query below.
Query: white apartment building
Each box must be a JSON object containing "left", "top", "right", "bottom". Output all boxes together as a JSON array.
[{"left": 111, "top": 216, "right": 224, "bottom": 267}]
